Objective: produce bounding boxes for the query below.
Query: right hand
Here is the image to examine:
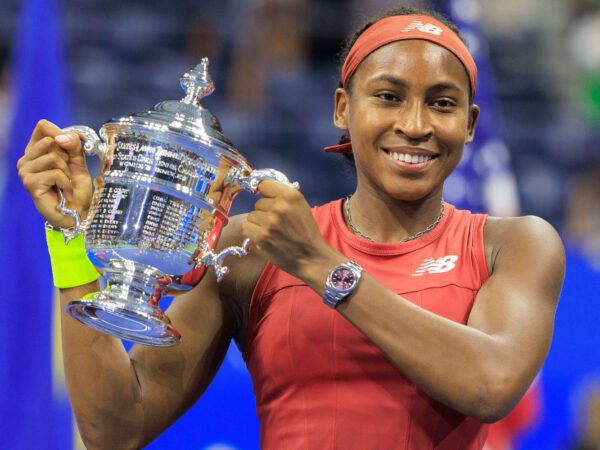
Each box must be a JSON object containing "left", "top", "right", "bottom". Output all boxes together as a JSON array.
[{"left": 17, "top": 119, "right": 93, "bottom": 228}]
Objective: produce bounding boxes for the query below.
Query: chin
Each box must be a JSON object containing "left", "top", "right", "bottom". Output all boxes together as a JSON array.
[
  {"left": 388, "top": 190, "right": 432, "bottom": 203},
  {"left": 385, "top": 183, "right": 439, "bottom": 203}
]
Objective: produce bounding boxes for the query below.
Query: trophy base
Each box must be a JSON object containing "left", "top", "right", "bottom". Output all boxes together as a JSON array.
[
  {"left": 67, "top": 295, "right": 181, "bottom": 346},
  {"left": 66, "top": 260, "right": 182, "bottom": 346}
]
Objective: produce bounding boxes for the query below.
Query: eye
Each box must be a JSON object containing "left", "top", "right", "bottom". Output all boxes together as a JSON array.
[
  {"left": 376, "top": 92, "right": 400, "bottom": 102},
  {"left": 431, "top": 98, "right": 457, "bottom": 109}
]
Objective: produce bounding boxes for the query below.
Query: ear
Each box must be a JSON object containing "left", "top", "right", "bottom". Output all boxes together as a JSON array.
[
  {"left": 333, "top": 88, "right": 350, "bottom": 131},
  {"left": 465, "top": 104, "right": 480, "bottom": 144}
]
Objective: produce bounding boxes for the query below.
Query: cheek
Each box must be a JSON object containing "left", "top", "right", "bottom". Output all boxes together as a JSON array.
[
  {"left": 439, "top": 132, "right": 465, "bottom": 173},
  {"left": 350, "top": 114, "right": 389, "bottom": 149},
  {"left": 437, "top": 116, "right": 470, "bottom": 149},
  {"left": 348, "top": 98, "right": 385, "bottom": 133}
]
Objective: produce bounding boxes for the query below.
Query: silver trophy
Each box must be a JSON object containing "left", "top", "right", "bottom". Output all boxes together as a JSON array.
[{"left": 56, "top": 58, "right": 298, "bottom": 346}]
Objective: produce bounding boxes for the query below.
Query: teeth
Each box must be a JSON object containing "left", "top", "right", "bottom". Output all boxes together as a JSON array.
[{"left": 389, "top": 152, "right": 432, "bottom": 164}]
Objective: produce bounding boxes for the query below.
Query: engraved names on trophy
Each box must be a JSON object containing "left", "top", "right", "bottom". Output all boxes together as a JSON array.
[
  {"left": 137, "top": 190, "right": 199, "bottom": 251},
  {"left": 153, "top": 197, "right": 198, "bottom": 247},
  {"left": 141, "top": 193, "right": 198, "bottom": 247},
  {"left": 91, "top": 183, "right": 130, "bottom": 240},
  {"left": 142, "top": 194, "right": 166, "bottom": 236},
  {"left": 90, "top": 181, "right": 199, "bottom": 250},
  {"left": 108, "top": 136, "right": 215, "bottom": 197}
]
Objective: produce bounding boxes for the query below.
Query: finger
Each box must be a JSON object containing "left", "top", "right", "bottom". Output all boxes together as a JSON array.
[
  {"left": 53, "top": 131, "right": 84, "bottom": 158},
  {"left": 22, "top": 136, "right": 53, "bottom": 162},
  {"left": 255, "top": 197, "right": 300, "bottom": 218},
  {"left": 257, "top": 179, "right": 294, "bottom": 198},
  {"left": 246, "top": 210, "right": 270, "bottom": 225},
  {"left": 20, "top": 152, "right": 72, "bottom": 179},
  {"left": 240, "top": 220, "right": 265, "bottom": 248},
  {"left": 23, "top": 169, "right": 73, "bottom": 202},
  {"left": 53, "top": 170, "right": 75, "bottom": 202},
  {"left": 21, "top": 134, "right": 71, "bottom": 165},
  {"left": 253, "top": 197, "right": 277, "bottom": 212},
  {"left": 27, "top": 119, "right": 63, "bottom": 148}
]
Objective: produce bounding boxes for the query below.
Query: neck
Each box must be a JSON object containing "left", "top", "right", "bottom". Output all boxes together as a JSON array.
[{"left": 346, "top": 185, "right": 445, "bottom": 243}]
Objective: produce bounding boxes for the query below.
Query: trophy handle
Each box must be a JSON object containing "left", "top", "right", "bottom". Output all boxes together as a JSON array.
[
  {"left": 198, "top": 168, "right": 299, "bottom": 281},
  {"left": 55, "top": 126, "right": 109, "bottom": 244},
  {"left": 63, "top": 125, "right": 109, "bottom": 160},
  {"left": 197, "top": 238, "right": 254, "bottom": 282},
  {"left": 228, "top": 168, "right": 300, "bottom": 193}
]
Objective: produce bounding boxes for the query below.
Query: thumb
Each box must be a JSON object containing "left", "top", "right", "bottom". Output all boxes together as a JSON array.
[{"left": 54, "top": 131, "right": 84, "bottom": 159}]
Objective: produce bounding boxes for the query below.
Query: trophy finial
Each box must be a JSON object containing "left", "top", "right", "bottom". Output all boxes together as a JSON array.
[{"left": 181, "top": 58, "right": 215, "bottom": 105}]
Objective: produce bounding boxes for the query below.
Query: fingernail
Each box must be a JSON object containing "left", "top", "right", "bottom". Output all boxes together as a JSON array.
[{"left": 55, "top": 134, "right": 70, "bottom": 145}]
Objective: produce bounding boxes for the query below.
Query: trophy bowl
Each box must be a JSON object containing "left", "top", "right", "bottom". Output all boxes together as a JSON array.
[{"left": 56, "top": 58, "right": 298, "bottom": 346}]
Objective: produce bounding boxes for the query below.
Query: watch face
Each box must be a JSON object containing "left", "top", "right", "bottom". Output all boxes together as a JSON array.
[{"left": 331, "top": 267, "right": 356, "bottom": 290}]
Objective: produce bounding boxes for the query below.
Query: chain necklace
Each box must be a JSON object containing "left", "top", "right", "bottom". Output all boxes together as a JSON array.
[{"left": 344, "top": 196, "right": 445, "bottom": 243}]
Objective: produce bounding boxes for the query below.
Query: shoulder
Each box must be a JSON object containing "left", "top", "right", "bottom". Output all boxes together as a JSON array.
[
  {"left": 484, "top": 215, "right": 564, "bottom": 257},
  {"left": 483, "top": 215, "right": 565, "bottom": 294}
]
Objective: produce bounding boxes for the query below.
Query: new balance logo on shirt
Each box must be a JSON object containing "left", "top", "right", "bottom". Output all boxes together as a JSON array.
[
  {"left": 401, "top": 21, "right": 444, "bottom": 36},
  {"left": 412, "top": 255, "right": 458, "bottom": 276}
]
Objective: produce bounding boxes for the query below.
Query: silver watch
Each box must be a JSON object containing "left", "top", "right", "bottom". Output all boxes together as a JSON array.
[{"left": 323, "top": 260, "right": 363, "bottom": 308}]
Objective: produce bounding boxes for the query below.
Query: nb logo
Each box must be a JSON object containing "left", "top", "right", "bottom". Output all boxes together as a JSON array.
[
  {"left": 401, "top": 21, "right": 444, "bottom": 36},
  {"left": 412, "top": 255, "right": 458, "bottom": 276}
]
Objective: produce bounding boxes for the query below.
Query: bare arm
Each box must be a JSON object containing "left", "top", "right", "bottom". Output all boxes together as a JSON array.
[
  {"left": 18, "top": 120, "right": 251, "bottom": 448},
  {"left": 57, "top": 269, "right": 238, "bottom": 448},
  {"left": 330, "top": 216, "right": 564, "bottom": 422},
  {"left": 243, "top": 181, "right": 565, "bottom": 423}
]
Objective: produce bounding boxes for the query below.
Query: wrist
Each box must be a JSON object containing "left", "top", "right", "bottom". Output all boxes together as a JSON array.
[
  {"left": 296, "top": 245, "right": 347, "bottom": 295},
  {"left": 46, "top": 225, "right": 100, "bottom": 288},
  {"left": 323, "top": 260, "right": 363, "bottom": 308}
]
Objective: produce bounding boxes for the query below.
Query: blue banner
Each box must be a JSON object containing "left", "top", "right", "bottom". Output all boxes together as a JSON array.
[{"left": 0, "top": 0, "right": 74, "bottom": 448}]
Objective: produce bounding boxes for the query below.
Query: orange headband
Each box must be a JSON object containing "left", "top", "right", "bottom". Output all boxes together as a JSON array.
[
  {"left": 342, "top": 15, "right": 476, "bottom": 93},
  {"left": 325, "top": 14, "right": 477, "bottom": 154}
]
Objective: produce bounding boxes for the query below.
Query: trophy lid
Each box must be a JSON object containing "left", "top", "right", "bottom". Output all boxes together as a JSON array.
[{"left": 106, "top": 58, "right": 245, "bottom": 163}]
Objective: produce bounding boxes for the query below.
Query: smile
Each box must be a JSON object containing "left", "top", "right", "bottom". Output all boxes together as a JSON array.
[
  {"left": 390, "top": 152, "right": 432, "bottom": 164},
  {"left": 383, "top": 149, "right": 438, "bottom": 165}
]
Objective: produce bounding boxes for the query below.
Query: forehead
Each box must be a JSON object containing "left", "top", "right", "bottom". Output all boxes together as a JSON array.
[{"left": 352, "top": 39, "right": 470, "bottom": 92}]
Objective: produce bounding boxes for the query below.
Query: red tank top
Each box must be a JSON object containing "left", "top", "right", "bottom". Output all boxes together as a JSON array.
[{"left": 243, "top": 200, "right": 490, "bottom": 449}]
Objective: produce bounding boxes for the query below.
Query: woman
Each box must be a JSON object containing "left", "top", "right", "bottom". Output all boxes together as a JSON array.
[{"left": 17, "top": 6, "right": 564, "bottom": 449}]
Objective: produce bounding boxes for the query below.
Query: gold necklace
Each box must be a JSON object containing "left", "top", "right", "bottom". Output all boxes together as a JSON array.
[{"left": 344, "top": 196, "right": 445, "bottom": 243}]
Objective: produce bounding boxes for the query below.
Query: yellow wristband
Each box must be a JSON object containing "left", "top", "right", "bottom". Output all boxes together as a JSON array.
[{"left": 46, "top": 227, "right": 100, "bottom": 288}]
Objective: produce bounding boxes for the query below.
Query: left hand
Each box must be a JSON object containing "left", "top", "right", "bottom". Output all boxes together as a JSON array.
[{"left": 241, "top": 179, "right": 334, "bottom": 279}]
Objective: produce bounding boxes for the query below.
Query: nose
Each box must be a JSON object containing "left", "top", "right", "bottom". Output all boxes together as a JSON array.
[{"left": 394, "top": 100, "right": 433, "bottom": 141}]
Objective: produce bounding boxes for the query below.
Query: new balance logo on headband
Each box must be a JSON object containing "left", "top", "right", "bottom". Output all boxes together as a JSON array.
[
  {"left": 411, "top": 255, "right": 458, "bottom": 276},
  {"left": 401, "top": 21, "right": 443, "bottom": 36}
]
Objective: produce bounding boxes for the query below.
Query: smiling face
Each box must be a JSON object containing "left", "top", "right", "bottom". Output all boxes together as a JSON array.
[{"left": 334, "top": 39, "right": 479, "bottom": 202}]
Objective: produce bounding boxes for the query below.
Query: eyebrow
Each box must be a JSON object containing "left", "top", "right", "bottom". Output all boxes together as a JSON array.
[
  {"left": 428, "top": 82, "right": 463, "bottom": 93},
  {"left": 367, "top": 75, "right": 465, "bottom": 94},
  {"left": 367, "top": 74, "right": 409, "bottom": 88}
]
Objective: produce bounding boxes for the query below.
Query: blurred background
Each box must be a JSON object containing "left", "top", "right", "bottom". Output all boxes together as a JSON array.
[{"left": 0, "top": 0, "right": 599, "bottom": 448}]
